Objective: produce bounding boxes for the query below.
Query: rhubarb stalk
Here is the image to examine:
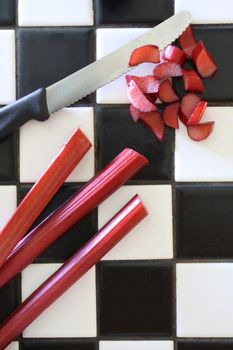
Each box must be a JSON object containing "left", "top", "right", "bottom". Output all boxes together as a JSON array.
[
  {"left": 0, "top": 195, "right": 147, "bottom": 350},
  {"left": 0, "top": 128, "right": 91, "bottom": 269},
  {"left": 0, "top": 148, "right": 148, "bottom": 288}
]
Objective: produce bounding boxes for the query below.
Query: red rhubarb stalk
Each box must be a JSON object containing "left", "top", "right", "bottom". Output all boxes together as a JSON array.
[
  {"left": 0, "top": 149, "right": 148, "bottom": 288},
  {"left": 187, "top": 101, "right": 208, "bottom": 126},
  {"left": 182, "top": 69, "right": 204, "bottom": 93},
  {"left": 125, "top": 75, "right": 159, "bottom": 94},
  {"left": 163, "top": 102, "right": 180, "bottom": 129},
  {"left": 127, "top": 80, "right": 157, "bottom": 112},
  {"left": 192, "top": 41, "right": 217, "bottom": 78},
  {"left": 0, "top": 195, "right": 147, "bottom": 350},
  {"left": 181, "top": 93, "right": 201, "bottom": 119},
  {"left": 158, "top": 79, "right": 179, "bottom": 103},
  {"left": 153, "top": 62, "right": 182, "bottom": 79},
  {"left": 162, "top": 45, "right": 186, "bottom": 66},
  {"left": 139, "top": 111, "right": 165, "bottom": 142},
  {"left": 187, "top": 121, "right": 215, "bottom": 141},
  {"left": 0, "top": 128, "right": 91, "bottom": 269},
  {"left": 128, "top": 45, "right": 160, "bottom": 66},
  {"left": 178, "top": 25, "right": 196, "bottom": 59}
]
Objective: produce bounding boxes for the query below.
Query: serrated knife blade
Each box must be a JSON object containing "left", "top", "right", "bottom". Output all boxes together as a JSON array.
[{"left": 0, "top": 11, "right": 192, "bottom": 140}]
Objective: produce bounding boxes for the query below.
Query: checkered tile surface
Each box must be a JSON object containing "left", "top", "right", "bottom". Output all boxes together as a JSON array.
[{"left": 1, "top": 1, "right": 233, "bottom": 349}]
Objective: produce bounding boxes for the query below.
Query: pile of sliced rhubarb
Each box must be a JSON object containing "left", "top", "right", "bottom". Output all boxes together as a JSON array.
[{"left": 126, "top": 25, "right": 217, "bottom": 142}]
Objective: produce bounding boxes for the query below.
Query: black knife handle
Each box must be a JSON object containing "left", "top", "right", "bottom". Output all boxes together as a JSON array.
[{"left": 0, "top": 88, "right": 50, "bottom": 140}]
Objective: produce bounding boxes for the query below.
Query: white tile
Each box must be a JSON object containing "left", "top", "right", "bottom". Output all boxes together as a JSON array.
[
  {"left": 100, "top": 341, "right": 174, "bottom": 350},
  {"left": 99, "top": 185, "right": 173, "bottom": 260},
  {"left": 175, "top": 107, "right": 233, "bottom": 181},
  {"left": 177, "top": 263, "right": 233, "bottom": 337},
  {"left": 175, "top": 0, "right": 233, "bottom": 24},
  {"left": 96, "top": 28, "right": 155, "bottom": 104},
  {"left": 20, "top": 107, "right": 94, "bottom": 183},
  {"left": 5, "top": 342, "right": 19, "bottom": 350},
  {"left": 0, "top": 186, "right": 17, "bottom": 230},
  {"left": 22, "top": 264, "right": 96, "bottom": 337},
  {"left": 0, "top": 30, "right": 16, "bottom": 104},
  {"left": 18, "top": 0, "right": 93, "bottom": 26}
]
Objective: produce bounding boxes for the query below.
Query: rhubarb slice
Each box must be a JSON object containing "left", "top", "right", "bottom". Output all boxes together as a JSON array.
[
  {"left": 0, "top": 149, "right": 148, "bottom": 288},
  {"left": 0, "top": 195, "right": 147, "bottom": 350},
  {"left": 187, "top": 101, "right": 208, "bottom": 126},
  {"left": 187, "top": 121, "right": 214, "bottom": 141},
  {"left": 158, "top": 79, "right": 179, "bottom": 103},
  {"left": 163, "top": 102, "right": 180, "bottom": 129},
  {"left": 129, "top": 104, "right": 141, "bottom": 122},
  {"left": 125, "top": 75, "right": 159, "bottom": 94},
  {"left": 0, "top": 128, "right": 91, "bottom": 270},
  {"left": 153, "top": 62, "right": 182, "bottom": 79},
  {"left": 139, "top": 111, "right": 165, "bottom": 142},
  {"left": 128, "top": 45, "right": 160, "bottom": 66},
  {"left": 178, "top": 25, "right": 196, "bottom": 59},
  {"left": 183, "top": 69, "right": 204, "bottom": 93},
  {"left": 192, "top": 41, "right": 217, "bottom": 78},
  {"left": 162, "top": 45, "right": 186, "bottom": 66},
  {"left": 127, "top": 80, "right": 157, "bottom": 112},
  {"left": 181, "top": 93, "right": 201, "bottom": 119}
]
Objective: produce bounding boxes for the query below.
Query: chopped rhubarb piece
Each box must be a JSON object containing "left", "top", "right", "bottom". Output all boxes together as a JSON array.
[
  {"left": 162, "top": 45, "right": 186, "bottom": 66},
  {"left": 139, "top": 111, "right": 165, "bottom": 142},
  {"left": 0, "top": 128, "right": 91, "bottom": 270},
  {"left": 163, "top": 102, "right": 180, "bottom": 129},
  {"left": 125, "top": 75, "right": 159, "bottom": 94},
  {"left": 181, "top": 93, "right": 201, "bottom": 119},
  {"left": 0, "top": 149, "right": 148, "bottom": 288},
  {"left": 153, "top": 62, "right": 182, "bottom": 79},
  {"left": 0, "top": 195, "right": 147, "bottom": 350},
  {"left": 179, "top": 110, "right": 188, "bottom": 126},
  {"left": 187, "top": 121, "right": 215, "bottom": 141},
  {"left": 192, "top": 41, "right": 217, "bottom": 78},
  {"left": 145, "top": 93, "right": 157, "bottom": 103},
  {"left": 128, "top": 45, "right": 160, "bottom": 66},
  {"left": 129, "top": 104, "right": 141, "bottom": 122},
  {"left": 187, "top": 101, "right": 208, "bottom": 126},
  {"left": 127, "top": 80, "right": 157, "bottom": 112},
  {"left": 158, "top": 79, "right": 179, "bottom": 103},
  {"left": 178, "top": 25, "right": 196, "bottom": 59},
  {"left": 183, "top": 69, "right": 204, "bottom": 93}
]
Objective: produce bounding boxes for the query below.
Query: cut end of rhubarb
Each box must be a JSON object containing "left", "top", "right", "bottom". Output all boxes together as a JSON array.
[
  {"left": 162, "top": 45, "right": 186, "bottom": 66},
  {"left": 178, "top": 25, "right": 196, "bottom": 59},
  {"left": 183, "top": 69, "right": 204, "bottom": 93},
  {"left": 153, "top": 62, "right": 182, "bottom": 79},
  {"left": 181, "top": 93, "right": 201, "bottom": 119},
  {"left": 139, "top": 111, "right": 165, "bottom": 142},
  {"left": 163, "top": 102, "right": 180, "bottom": 129},
  {"left": 187, "top": 100, "right": 208, "bottom": 126},
  {"left": 158, "top": 79, "right": 179, "bottom": 103},
  {"left": 129, "top": 104, "right": 141, "bottom": 122},
  {"left": 187, "top": 121, "right": 214, "bottom": 141},
  {"left": 128, "top": 45, "right": 160, "bottom": 66},
  {"left": 192, "top": 41, "right": 217, "bottom": 78},
  {"left": 127, "top": 80, "right": 157, "bottom": 112},
  {"left": 125, "top": 75, "right": 159, "bottom": 94}
]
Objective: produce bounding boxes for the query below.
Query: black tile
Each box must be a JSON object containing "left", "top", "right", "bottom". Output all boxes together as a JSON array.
[
  {"left": 176, "top": 185, "right": 233, "bottom": 259},
  {"left": 175, "top": 25, "right": 233, "bottom": 102},
  {"left": 0, "top": 276, "right": 19, "bottom": 323},
  {"left": 98, "top": 260, "right": 173, "bottom": 336},
  {"left": 95, "top": 0, "right": 173, "bottom": 25},
  {"left": 177, "top": 340, "right": 233, "bottom": 350},
  {"left": 0, "top": 0, "right": 15, "bottom": 25},
  {"left": 22, "top": 339, "right": 96, "bottom": 350},
  {"left": 18, "top": 29, "right": 95, "bottom": 103},
  {"left": 0, "top": 131, "right": 17, "bottom": 182},
  {"left": 96, "top": 106, "right": 173, "bottom": 181},
  {"left": 19, "top": 184, "right": 97, "bottom": 262}
]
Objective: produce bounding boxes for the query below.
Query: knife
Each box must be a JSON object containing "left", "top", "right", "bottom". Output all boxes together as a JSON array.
[{"left": 0, "top": 11, "right": 192, "bottom": 140}]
